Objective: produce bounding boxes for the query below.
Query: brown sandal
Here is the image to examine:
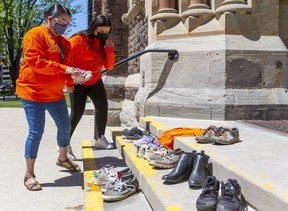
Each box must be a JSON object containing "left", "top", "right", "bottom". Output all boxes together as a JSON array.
[
  {"left": 24, "top": 175, "right": 42, "bottom": 191},
  {"left": 56, "top": 158, "right": 81, "bottom": 172}
]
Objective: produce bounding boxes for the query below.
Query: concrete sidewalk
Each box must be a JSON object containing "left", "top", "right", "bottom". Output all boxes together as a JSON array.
[
  {"left": 0, "top": 108, "right": 152, "bottom": 211},
  {"left": 0, "top": 108, "right": 93, "bottom": 211}
]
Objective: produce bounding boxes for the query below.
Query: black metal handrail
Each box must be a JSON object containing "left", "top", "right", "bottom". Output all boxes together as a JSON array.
[{"left": 100, "top": 48, "right": 179, "bottom": 74}]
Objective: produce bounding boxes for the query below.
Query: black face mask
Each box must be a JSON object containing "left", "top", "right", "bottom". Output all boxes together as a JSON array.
[
  {"left": 95, "top": 32, "right": 109, "bottom": 41},
  {"left": 53, "top": 22, "right": 68, "bottom": 36}
]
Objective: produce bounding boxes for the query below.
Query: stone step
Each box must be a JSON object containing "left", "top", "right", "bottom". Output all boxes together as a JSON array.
[
  {"left": 111, "top": 133, "right": 254, "bottom": 211},
  {"left": 113, "top": 135, "right": 199, "bottom": 210},
  {"left": 82, "top": 130, "right": 153, "bottom": 211},
  {"left": 137, "top": 116, "right": 288, "bottom": 211}
]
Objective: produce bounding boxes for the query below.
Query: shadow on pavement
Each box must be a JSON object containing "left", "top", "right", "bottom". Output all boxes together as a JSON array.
[{"left": 41, "top": 172, "right": 83, "bottom": 187}]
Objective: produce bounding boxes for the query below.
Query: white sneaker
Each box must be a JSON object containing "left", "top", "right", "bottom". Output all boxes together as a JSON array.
[
  {"left": 93, "top": 165, "right": 117, "bottom": 185},
  {"left": 95, "top": 135, "right": 114, "bottom": 149},
  {"left": 144, "top": 147, "right": 168, "bottom": 161},
  {"left": 56, "top": 144, "right": 76, "bottom": 161}
]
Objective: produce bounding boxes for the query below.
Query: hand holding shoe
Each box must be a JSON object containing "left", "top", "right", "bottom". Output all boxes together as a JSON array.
[
  {"left": 65, "top": 67, "right": 92, "bottom": 84},
  {"left": 65, "top": 66, "right": 77, "bottom": 74},
  {"left": 71, "top": 68, "right": 93, "bottom": 84}
]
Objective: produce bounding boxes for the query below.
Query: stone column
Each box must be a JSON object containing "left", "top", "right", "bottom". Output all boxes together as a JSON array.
[
  {"left": 215, "top": 0, "right": 252, "bottom": 15},
  {"left": 181, "top": 0, "right": 214, "bottom": 32},
  {"left": 150, "top": 0, "right": 180, "bottom": 35},
  {"left": 158, "top": 0, "right": 177, "bottom": 12},
  {"left": 182, "top": 0, "right": 213, "bottom": 18}
]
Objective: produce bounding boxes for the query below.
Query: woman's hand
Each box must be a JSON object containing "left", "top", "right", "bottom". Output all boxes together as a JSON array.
[
  {"left": 65, "top": 66, "right": 77, "bottom": 74},
  {"left": 105, "top": 39, "right": 114, "bottom": 48},
  {"left": 66, "top": 86, "right": 74, "bottom": 93}
]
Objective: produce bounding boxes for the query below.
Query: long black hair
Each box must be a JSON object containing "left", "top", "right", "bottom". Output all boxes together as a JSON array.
[
  {"left": 44, "top": 4, "right": 71, "bottom": 21},
  {"left": 71, "top": 15, "right": 112, "bottom": 57}
]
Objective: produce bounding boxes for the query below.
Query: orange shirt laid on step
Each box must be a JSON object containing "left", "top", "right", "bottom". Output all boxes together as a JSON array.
[
  {"left": 16, "top": 25, "right": 73, "bottom": 102},
  {"left": 69, "top": 35, "right": 115, "bottom": 85},
  {"left": 157, "top": 127, "right": 205, "bottom": 149}
]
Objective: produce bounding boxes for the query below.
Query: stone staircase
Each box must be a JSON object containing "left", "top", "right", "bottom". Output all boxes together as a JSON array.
[{"left": 109, "top": 116, "right": 288, "bottom": 211}]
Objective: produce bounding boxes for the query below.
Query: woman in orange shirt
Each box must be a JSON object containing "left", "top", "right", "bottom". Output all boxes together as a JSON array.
[
  {"left": 16, "top": 4, "right": 87, "bottom": 191},
  {"left": 68, "top": 15, "right": 115, "bottom": 159}
]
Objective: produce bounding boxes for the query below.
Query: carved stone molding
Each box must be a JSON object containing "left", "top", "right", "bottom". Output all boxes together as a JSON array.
[
  {"left": 215, "top": 0, "right": 252, "bottom": 15},
  {"left": 122, "top": 0, "right": 145, "bottom": 25},
  {"left": 181, "top": 0, "right": 214, "bottom": 19},
  {"left": 151, "top": 0, "right": 181, "bottom": 35},
  {"left": 151, "top": 0, "right": 180, "bottom": 22},
  {"left": 180, "top": 0, "right": 214, "bottom": 32}
]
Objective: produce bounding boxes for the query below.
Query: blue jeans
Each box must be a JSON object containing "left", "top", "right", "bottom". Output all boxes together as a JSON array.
[{"left": 21, "top": 98, "right": 71, "bottom": 159}]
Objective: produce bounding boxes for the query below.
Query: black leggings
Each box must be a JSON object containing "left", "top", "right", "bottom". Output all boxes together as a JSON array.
[{"left": 69, "top": 79, "right": 108, "bottom": 139}]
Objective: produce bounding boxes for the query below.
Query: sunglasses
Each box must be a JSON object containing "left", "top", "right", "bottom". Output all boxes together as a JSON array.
[{"left": 53, "top": 17, "right": 70, "bottom": 28}]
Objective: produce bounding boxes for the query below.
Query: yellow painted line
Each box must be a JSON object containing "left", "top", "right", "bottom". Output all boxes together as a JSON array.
[
  {"left": 108, "top": 127, "right": 121, "bottom": 132},
  {"left": 149, "top": 120, "right": 166, "bottom": 130},
  {"left": 110, "top": 127, "right": 122, "bottom": 142},
  {"left": 281, "top": 192, "right": 288, "bottom": 199},
  {"left": 264, "top": 184, "right": 275, "bottom": 189},
  {"left": 140, "top": 117, "right": 168, "bottom": 135},
  {"left": 116, "top": 136, "right": 184, "bottom": 210},
  {"left": 167, "top": 204, "right": 182, "bottom": 211},
  {"left": 140, "top": 116, "right": 153, "bottom": 122},
  {"left": 82, "top": 140, "right": 103, "bottom": 211}
]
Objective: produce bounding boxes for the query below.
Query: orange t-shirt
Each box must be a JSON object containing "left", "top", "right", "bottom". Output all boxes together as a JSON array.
[
  {"left": 16, "top": 25, "right": 73, "bottom": 102},
  {"left": 69, "top": 35, "right": 115, "bottom": 85},
  {"left": 157, "top": 127, "right": 205, "bottom": 149}
]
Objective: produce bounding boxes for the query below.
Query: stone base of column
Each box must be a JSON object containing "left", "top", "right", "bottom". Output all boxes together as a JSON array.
[
  {"left": 120, "top": 99, "right": 140, "bottom": 127},
  {"left": 107, "top": 100, "right": 122, "bottom": 126},
  {"left": 136, "top": 87, "right": 288, "bottom": 120},
  {"left": 119, "top": 73, "right": 141, "bottom": 127},
  {"left": 133, "top": 34, "right": 288, "bottom": 120},
  {"left": 102, "top": 75, "right": 126, "bottom": 126}
]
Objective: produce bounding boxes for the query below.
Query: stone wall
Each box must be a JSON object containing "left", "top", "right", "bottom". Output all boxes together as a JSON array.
[
  {"left": 101, "top": 0, "right": 129, "bottom": 75},
  {"left": 90, "top": 0, "right": 288, "bottom": 122},
  {"left": 132, "top": 0, "right": 288, "bottom": 121},
  {"left": 127, "top": 10, "right": 148, "bottom": 75},
  {"left": 126, "top": 9, "right": 148, "bottom": 100},
  {"left": 90, "top": 0, "right": 129, "bottom": 126},
  {"left": 90, "top": 0, "right": 129, "bottom": 75}
]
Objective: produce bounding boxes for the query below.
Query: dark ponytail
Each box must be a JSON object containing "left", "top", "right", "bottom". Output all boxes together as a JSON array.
[
  {"left": 44, "top": 4, "right": 71, "bottom": 21},
  {"left": 72, "top": 15, "right": 112, "bottom": 37}
]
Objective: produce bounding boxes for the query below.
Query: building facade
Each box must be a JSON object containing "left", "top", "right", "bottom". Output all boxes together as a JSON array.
[{"left": 91, "top": 0, "right": 288, "bottom": 126}]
